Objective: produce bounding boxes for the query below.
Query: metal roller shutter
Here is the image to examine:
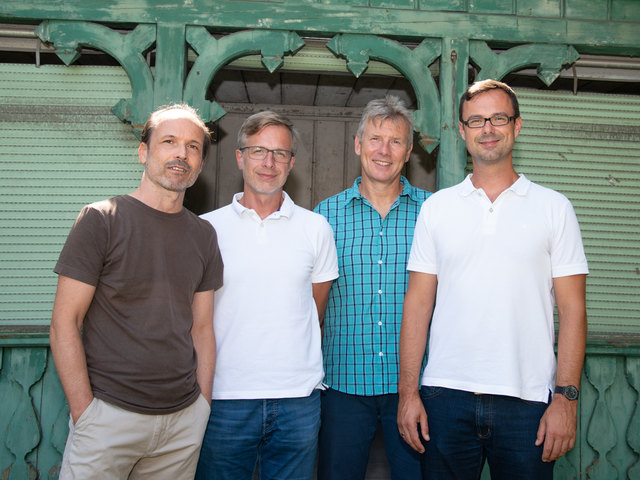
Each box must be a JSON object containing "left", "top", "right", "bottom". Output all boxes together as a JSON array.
[
  {"left": 504, "top": 88, "right": 639, "bottom": 344},
  {"left": 0, "top": 64, "right": 139, "bottom": 328}
]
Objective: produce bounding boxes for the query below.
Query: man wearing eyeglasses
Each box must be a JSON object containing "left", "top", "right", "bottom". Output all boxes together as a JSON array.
[
  {"left": 398, "top": 79, "right": 588, "bottom": 479},
  {"left": 196, "top": 111, "right": 339, "bottom": 480}
]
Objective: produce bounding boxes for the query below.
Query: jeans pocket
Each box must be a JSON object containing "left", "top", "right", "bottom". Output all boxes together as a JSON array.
[{"left": 420, "top": 385, "right": 444, "bottom": 400}]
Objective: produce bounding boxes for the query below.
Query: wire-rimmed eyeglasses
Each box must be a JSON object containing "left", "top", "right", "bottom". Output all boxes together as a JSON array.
[
  {"left": 461, "top": 114, "right": 517, "bottom": 129},
  {"left": 239, "top": 146, "right": 294, "bottom": 163}
]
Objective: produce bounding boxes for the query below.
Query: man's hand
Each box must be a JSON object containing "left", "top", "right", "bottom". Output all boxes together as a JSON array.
[
  {"left": 397, "top": 391, "right": 430, "bottom": 453},
  {"left": 535, "top": 395, "right": 578, "bottom": 462}
]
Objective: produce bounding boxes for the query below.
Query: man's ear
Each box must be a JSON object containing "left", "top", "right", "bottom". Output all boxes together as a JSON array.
[
  {"left": 235, "top": 149, "right": 244, "bottom": 171},
  {"left": 138, "top": 142, "right": 148, "bottom": 165},
  {"left": 404, "top": 142, "right": 413, "bottom": 164},
  {"left": 459, "top": 122, "right": 466, "bottom": 141},
  {"left": 514, "top": 116, "right": 523, "bottom": 139}
]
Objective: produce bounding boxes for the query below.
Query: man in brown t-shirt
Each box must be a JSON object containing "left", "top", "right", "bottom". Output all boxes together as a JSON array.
[{"left": 50, "top": 104, "right": 223, "bottom": 479}]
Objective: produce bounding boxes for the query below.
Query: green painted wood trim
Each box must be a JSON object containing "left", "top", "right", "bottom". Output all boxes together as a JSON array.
[
  {"left": 326, "top": 34, "right": 441, "bottom": 153},
  {"left": 471, "top": 41, "right": 580, "bottom": 86},
  {"left": 11, "top": 347, "right": 636, "bottom": 478},
  {"left": 154, "top": 23, "right": 187, "bottom": 109},
  {"left": 2, "top": 1, "right": 638, "bottom": 55},
  {"left": 2, "top": 327, "right": 638, "bottom": 355},
  {"left": 35, "top": 20, "right": 156, "bottom": 133},
  {"left": 184, "top": 28, "right": 305, "bottom": 124},
  {"left": 437, "top": 37, "right": 468, "bottom": 189},
  {"left": 0, "top": 326, "right": 51, "bottom": 347}
]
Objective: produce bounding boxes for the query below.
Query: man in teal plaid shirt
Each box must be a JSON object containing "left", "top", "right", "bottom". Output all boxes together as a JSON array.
[{"left": 314, "top": 96, "right": 431, "bottom": 480}]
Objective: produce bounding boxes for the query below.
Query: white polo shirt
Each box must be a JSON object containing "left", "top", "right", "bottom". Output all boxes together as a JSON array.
[
  {"left": 408, "top": 174, "right": 588, "bottom": 402},
  {"left": 201, "top": 192, "right": 339, "bottom": 400}
]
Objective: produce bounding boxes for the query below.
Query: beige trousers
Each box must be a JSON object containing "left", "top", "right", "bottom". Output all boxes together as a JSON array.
[{"left": 59, "top": 395, "right": 210, "bottom": 480}]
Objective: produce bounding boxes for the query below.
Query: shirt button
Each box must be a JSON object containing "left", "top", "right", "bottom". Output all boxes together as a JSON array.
[
  {"left": 378, "top": 260, "right": 383, "bottom": 265},
  {"left": 379, "top": 231, "right": 383, "bottom": 236},
  {"left": 489, "top": 208, "right": 494, "bottom": 213},
  {"left": 378, "top": 289, "right": 383, "bottom": 294},
  {"left": 378, "top": 352, "right": 384, "bottom": 357},
  {"left": 378, "top": 321, "right": 382, "bottom": 326}
]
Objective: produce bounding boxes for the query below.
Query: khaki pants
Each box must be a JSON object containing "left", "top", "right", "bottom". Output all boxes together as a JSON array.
[{"left": 59, "top": 395, "right": 210, "bottom": 480}]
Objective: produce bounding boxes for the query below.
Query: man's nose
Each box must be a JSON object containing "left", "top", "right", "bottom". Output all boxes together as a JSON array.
[
  {"left": 379, "top": 140, "right": 391, "bottom": 154},
  {"left": 262, "top": 150, "right": 276, "bottom": 166},
  {"left": 480, "top": 118, "right": 495, "bottom": 133}
]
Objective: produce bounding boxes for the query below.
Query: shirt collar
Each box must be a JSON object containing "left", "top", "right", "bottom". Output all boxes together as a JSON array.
[
  {"left": 344, "top": 176, "right": 419, "bottom": 206},
  {"left": 459, "top": 173, "right": 530, "bottom": 197},
  {"left": 231, "top": 191, "right": 295, "bottom": 219}
]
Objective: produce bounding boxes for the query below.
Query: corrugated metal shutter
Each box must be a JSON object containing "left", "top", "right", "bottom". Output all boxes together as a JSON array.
[
  {"left": 0, "top": 64, "right": 139, "bottom": 327},
  {"left": 502, "top": 89, "right": 639, "bottom": 344}
]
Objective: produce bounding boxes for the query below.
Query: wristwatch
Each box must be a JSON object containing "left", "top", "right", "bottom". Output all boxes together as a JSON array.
[{"left": 554, "top": 385, "right": 579, "bottom": 400}]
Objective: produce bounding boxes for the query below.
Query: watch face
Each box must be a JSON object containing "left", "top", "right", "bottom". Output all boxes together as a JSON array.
[{"left": 566, "top": 385, "right": 579, "bottom": 400}]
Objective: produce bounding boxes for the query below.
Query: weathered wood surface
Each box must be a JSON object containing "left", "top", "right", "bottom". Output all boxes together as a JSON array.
[{"left": 1, "top": 1, "right": 638, "bottom": 55}]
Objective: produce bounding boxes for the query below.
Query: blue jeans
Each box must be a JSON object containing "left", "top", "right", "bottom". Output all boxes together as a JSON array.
[
  {"left": 420, "top": 386, "right": 554, "bottom": 480},
  {"left": 195, "top": 391, "right": 320, "bottom": 480},
  {"left": 317, "top": 388, "right": 422, "bottom": 480}
]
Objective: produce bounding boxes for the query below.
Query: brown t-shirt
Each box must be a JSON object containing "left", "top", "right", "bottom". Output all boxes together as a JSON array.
[{"left": 55, "top": 195, "right": 223, "bottom": 414}]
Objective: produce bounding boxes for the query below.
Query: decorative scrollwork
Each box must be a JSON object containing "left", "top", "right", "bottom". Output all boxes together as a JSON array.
[
  {"left": 470, "top": 41, "right": 579, "bottom": 86},
  {"left": 184, "top": 28, "right": 305, "bottom": 124},
  {"left": 35, "top": 20, "right": 156, "bottom": 133},
  {"left": 585, "top": 356, "right": 619, "bottom": 478},
  {"left": 4, "top": 348, "right": 47, "bottom": 479},
  {"left": 626, "top": 357, "right": 640, "bottom": 479},
  {"left": 326, "top": 34, "right": 441, "bottom": 153}
]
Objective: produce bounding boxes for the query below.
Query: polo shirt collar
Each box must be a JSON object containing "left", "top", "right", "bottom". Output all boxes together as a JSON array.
[
  {"left": 231, "top": 191, "right": 295, "bottom": 219},
  {"left": 459, "top": 173, "right": 531, "bottom": 197},
  {"left": 345, "top": 176, "right": 419, "bottom": 206}
]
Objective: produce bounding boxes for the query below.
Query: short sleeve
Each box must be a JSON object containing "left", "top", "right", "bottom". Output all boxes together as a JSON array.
[
  {"left": 550, "top": 197, "right": 589, "bottom": 278},
  {"left": 54, "top": 206, "right": 108, "bottom": 287},
  {"left": 407, "top": 200, "right": 438, "bottom": 274},
  {"left": 198, "top": 225, "right": 224, "bottom": 292},
  {"left": 312, "top": 215, "right": 339, "bottom": 283}
]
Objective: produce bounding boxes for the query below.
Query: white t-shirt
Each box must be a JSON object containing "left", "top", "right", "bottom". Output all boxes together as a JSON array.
[
  {"left": 201, "top": 192, "right": 339, "bottom": 400},
  {"left": 408, "top": 174, "right": 588, "bottom": 402}
]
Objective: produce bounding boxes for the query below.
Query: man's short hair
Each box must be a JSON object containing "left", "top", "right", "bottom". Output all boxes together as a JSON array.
[
  {"left": 237, "top": 111, "right": 299, "bottom": 153},
  {"left": 140, "top": 104, "right": 212, "bottom": 161},
  {"left": 459, "top": 79, "right": 520, "bottom": 122},
  {"left": 356, "top": 95, "right": 414, "bottom": 147}
]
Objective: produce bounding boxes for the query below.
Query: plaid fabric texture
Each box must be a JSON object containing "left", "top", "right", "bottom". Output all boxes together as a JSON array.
[{"left": 314, "top": 177, "right": 430, "bottom": 395}]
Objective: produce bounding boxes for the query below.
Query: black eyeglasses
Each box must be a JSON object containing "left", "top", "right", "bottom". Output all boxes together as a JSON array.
[
  {"left": 239, "top": 146, "right": 294, "bottom": 163},
  {"left": 461, "top": 114, "right": 517, "bottom": 129}
]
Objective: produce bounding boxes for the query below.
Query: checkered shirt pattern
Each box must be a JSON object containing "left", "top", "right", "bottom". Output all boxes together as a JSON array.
[{"left": 314, "top": 177, "right": 431, "bottom": 395}]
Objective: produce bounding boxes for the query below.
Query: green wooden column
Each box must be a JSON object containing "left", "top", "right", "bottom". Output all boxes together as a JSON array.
[
  {"left": 154, "top": 23, "right": 187, "bottom": 108},
  {"left": 437, "top": 37, "right": 468, "bottom": 189}
]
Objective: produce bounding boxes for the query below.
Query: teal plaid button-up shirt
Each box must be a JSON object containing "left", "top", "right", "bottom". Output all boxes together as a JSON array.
[{"left": 314, "top": 177, "right": 431, "bottom": 395}]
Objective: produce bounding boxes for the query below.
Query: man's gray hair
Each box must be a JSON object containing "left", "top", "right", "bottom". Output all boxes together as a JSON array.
[
  {"left": 356, "top": 95, "right": 414, "bottom": 147},
  {"left": 237, "top": 110, "right": 299, "bottom": 153}
]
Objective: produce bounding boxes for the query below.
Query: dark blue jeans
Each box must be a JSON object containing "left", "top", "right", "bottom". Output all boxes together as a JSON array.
[
  {"left": 420, "top": 386, "right": 554, "bottom": 480},
  {"left": 317, "top": 388, "right": 422, "bottom": 480},
  {"left": 195, "top": 391, "right": 320, "bottom": 480}
]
